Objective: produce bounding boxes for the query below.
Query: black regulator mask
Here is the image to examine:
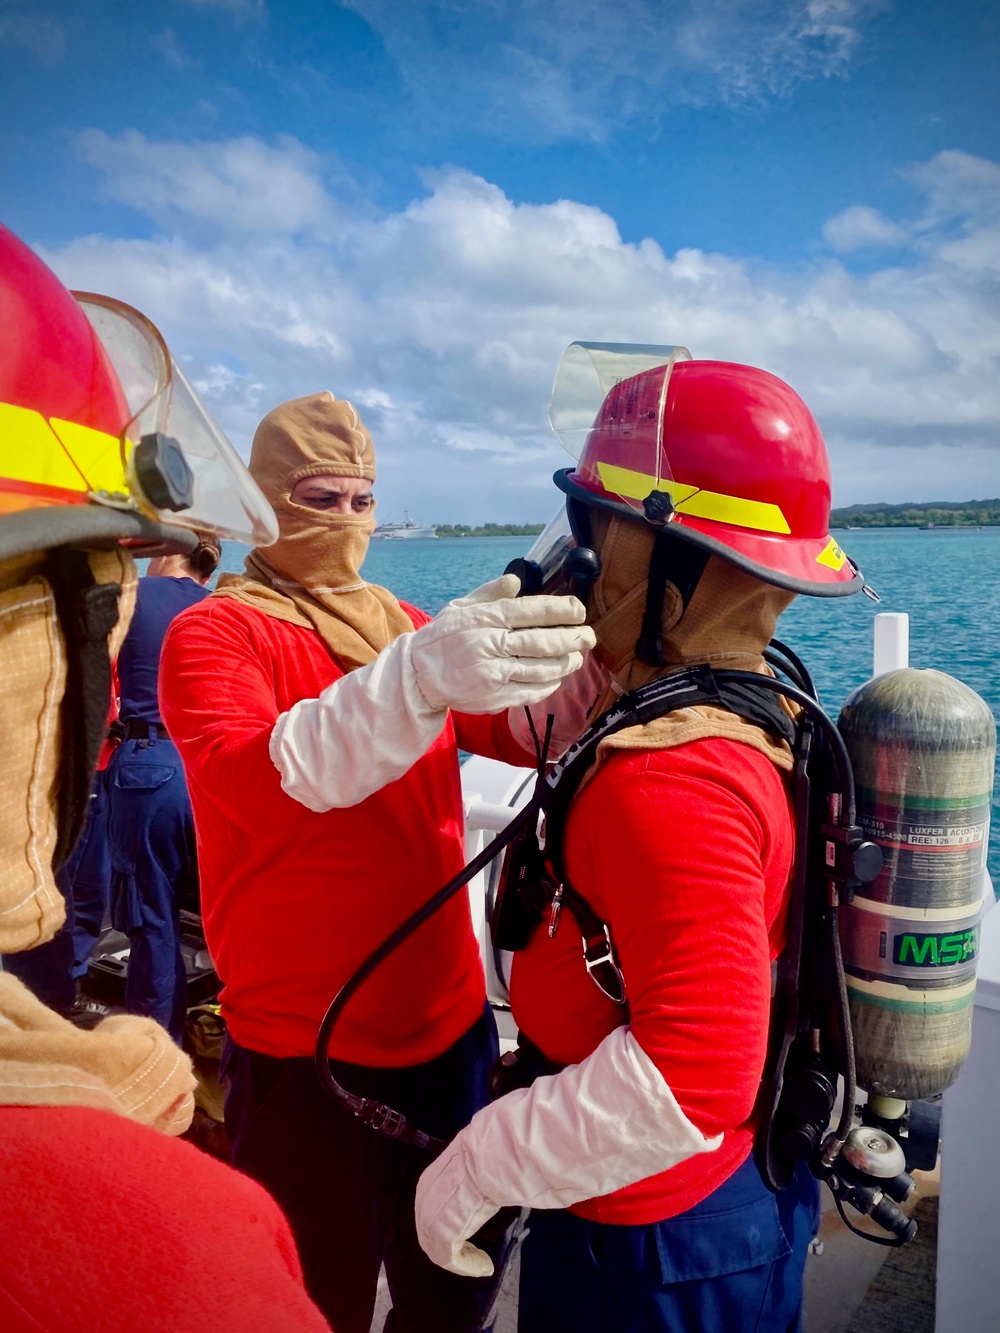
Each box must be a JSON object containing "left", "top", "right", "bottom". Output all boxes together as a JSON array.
[{"left": 505, "top": 500, "right": 602, "bottom": 602}]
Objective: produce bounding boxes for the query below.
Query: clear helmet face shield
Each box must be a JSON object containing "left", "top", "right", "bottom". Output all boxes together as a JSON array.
[
  {"left": 549, "top": 341, "right": 692, "bottom": 522},
  {"left": 74, "top": 294, "right": 278, "bottom": 546}
]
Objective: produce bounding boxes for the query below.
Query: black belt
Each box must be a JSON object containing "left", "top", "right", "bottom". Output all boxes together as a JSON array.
[
  {"left": 489, "top": 1033, "right": 564, "bottom": 1100},
  {"left": 122, "top": 720, "right": 170, "bottom": 741}
]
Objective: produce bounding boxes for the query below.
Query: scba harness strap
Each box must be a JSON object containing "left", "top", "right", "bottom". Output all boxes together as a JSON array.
[
  {"left": 491, "top": 663, "right": 798, "bottom": 1006},
  {"left": 46, "top": 549, "right": 122, "bottom": 871}
]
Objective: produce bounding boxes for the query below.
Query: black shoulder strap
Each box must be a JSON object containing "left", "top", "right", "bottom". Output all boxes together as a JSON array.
[
  {"left": 540, "top": 664, "right": 796, "bottom": 885},
  {"left": 527, "top": 663, "right": 799, "bottom": 1007},
  {"left": 46, "top": 550, "right": 121, "bottom": 871}
]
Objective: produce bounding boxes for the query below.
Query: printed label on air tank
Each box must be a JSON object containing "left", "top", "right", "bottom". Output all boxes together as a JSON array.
[
  {"left": 855, "top": 796, "right": 990, "bottom": 909},
  {"left": 861, "top": 819, "right": 988, "bottom": 849}
]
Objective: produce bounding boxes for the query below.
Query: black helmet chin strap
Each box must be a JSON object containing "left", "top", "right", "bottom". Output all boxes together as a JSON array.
[
  {"left": 636, "top": 531, "right": 709, "bottom": 667},
  {"left": 568, "top": 494, "right": 710, "bottom": 667}
]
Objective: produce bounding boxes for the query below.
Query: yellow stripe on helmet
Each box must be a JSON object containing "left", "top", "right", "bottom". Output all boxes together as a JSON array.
[
  {"left": 815, "top": 537, "right": 848, "bottom": 571},
  {"left": 596, "top": 461, "right": 792, "bottom": 535},
  {"left": 0, "top": 403, "right": 130, "bottom": 498}
]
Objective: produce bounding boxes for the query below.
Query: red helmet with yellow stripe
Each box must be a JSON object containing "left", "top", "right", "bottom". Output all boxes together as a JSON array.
[
  {"left": 0, "top": 222, "right": 277, "bottom": 560},
  {"left": 549, "top": 342, "right": 861, "bottom": 597}
]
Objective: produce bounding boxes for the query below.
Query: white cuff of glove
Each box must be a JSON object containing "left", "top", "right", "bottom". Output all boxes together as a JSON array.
[
  {"left": 270, "top": 630, "right": 447, "bottom": 812},
  {"left": 415, "top": 1027, "right": 723, "bottom": 1276},
  {"left": 269, "top": 575, "right": 595, "bottom": 812}
]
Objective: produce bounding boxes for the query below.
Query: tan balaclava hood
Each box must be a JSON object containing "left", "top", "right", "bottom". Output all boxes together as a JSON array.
[
  {"left": 584, "top": 511, "right": 798, "bottom": 774},
  {"left": 213, "top": 392, "right": 413, "bottom": 668},
  {"left": 0, "top": 548, "right": 195, "bottom": 1135}
]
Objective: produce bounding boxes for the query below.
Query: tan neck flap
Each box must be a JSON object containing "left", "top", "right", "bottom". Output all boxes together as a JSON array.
[{"left": 583, "top": 512, "right": 799, "bottom": 780}]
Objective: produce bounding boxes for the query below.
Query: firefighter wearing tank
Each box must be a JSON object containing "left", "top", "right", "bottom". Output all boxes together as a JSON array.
[
  {"left": 0, "top": 221, "right": 330, "bottom": 1331},
  {"left": 415, "top": 353, "right": 865, "bottom": 1333},
  {"left": 158, "top": 391, "right": 594, "bottom": 1333}
]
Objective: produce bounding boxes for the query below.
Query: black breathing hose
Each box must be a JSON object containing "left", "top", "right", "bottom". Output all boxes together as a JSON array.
[
  {"left": 765, "top": 638, "right": 817, "bottom": 701},
  {"left": 313, "top": 799, "right": 537, "bottom": 1152},
  {"left": 314, "top": 662, "right": 861, "bottom": 1161},
  {"left": 713, "top": 670, "right": 857, "bottom": 825}
]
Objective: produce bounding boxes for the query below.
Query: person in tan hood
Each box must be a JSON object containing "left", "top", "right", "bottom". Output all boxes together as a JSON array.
[
  {"left": 415, "top": 351, "right": 867, "bottom": 1333},
  {"left": 0, "top": 223, "right": 329, "bottom": 1330},
  {"left": 159, "top": 390, "right": 594, "bottom": 1332}
]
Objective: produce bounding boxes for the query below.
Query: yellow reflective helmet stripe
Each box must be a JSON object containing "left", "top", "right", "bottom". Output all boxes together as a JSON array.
[
  {"left": 49, "top": 419, "right": 131, "bottom": 497},
  {"left": 0, "top": 402, "right": 130, "bottom": 498},
  {"left": 596, "top": 461, "right": 792, "bottom": 535},
  {"left": 815, "top": 537, "right": 848, "bottom": 571}
]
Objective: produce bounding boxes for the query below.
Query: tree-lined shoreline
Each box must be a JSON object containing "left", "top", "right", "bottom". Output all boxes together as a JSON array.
[
  {"left": 433, "top": 522, "right": 546, "bottom": 538},
  {"left": 433, "top": 501, "right": 1000, "bottom": 536},
  {"left": 830, "top": 499, "right": 1000, "bottom": 528}
]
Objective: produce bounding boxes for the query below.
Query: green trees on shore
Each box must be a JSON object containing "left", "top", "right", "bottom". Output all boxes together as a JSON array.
[
  {"left": 433, "top": 500, "right": 1000, "bottom": 535},
  {"left": 831, "top": 500, "right": 1000, "bottom": 528},
  {"left": 433, "top": 522, "right": 546, "bottom": 538}
]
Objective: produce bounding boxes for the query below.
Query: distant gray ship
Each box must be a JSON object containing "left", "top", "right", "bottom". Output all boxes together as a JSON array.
[{"left": 371, "top": 513, "right": 437, "bottom": 540}]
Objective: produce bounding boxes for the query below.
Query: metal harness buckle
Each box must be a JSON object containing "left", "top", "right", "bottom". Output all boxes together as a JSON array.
[{"left": 582, "top": 926, "right": 627, "bottom": 1006}]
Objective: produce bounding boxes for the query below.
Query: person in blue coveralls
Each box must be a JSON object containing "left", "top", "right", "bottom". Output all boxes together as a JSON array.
[{"left": 107, "top": 537, "right": 222, "bottom": 1042}]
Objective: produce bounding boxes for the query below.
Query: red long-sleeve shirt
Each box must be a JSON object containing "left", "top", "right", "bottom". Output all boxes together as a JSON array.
[
  {"left": 510, "top": 737, "right": 795, "bottom": 1225},
  {"left": 159, "top": 596, "right": 526, "bottom": 1066},
  {"left": 0, "top": 1106, "right": 329, "bottom": 1332}
]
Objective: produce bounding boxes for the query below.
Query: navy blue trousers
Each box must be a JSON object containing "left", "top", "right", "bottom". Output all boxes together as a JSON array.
[
  {"left": 107, "top": 735, "right": 195, "bottom": 1042},
  {"left": 222, "top": 1004, "right": 500, "bottom": 1333},
  {"left": 518, "top": 1154, "right": 820, "bottom": 1333},
  {"left": 67, "top": 767, "right": 112, "bottom": 980}
]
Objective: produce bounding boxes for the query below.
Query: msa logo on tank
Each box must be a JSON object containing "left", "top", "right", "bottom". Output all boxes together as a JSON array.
[{"left": 890, "top": 927, "right": 980, "bottom": 968}]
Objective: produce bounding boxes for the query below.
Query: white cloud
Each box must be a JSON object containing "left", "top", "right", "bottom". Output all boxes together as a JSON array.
[
  {"left": 41, "top": 134, "right": 1000, "bottom": 523},
  {"left": 343, "top": 0, "right": 886, "bottom": 139},
  {"left": 907, "top": 151, "right": 1000, "bottom": 274},
  {"left": 823, "top": 204, "right": 909, "bottom": 251},
  {"left": 75, "top": 130, "right": 339, "bottom": 237},
  {"left": 150, "top": 28, "right": 198, "bottom": 72},
  {"left": 0, "top": 15, "right": 65, "bottom": 65}
]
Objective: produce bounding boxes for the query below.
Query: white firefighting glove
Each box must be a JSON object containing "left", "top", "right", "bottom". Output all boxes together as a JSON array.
[
  {"left": 270, "top": 575, "right": 595, "bottom": 811},
  {"left": 414, "top": 1027, "right": 722, "bottom": 1277}
]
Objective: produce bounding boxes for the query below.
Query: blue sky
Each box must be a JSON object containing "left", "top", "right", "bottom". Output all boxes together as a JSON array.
[{"left": 2, "top": 0, "right": 998, "bottom": 523}]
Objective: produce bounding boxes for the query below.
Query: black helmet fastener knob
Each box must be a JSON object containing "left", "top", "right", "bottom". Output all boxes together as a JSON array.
[
  {"left": 134, "top": 434, "right": 195, "bottom": 512},
  {"left": 642, "top": 490, "right": 674, "bottom": 525}
]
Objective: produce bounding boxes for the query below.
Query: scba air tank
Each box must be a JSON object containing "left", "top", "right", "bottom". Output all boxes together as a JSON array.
[{"left": 838, "top": 668, "right": 996, "bottom": 1100}]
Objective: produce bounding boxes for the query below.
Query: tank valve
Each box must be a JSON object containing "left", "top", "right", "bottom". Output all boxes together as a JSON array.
[{"left": 825, "top": 1127, "right": 917, "bottom": 1244}]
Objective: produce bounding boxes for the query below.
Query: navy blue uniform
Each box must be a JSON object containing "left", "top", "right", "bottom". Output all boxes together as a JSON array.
[
  {"left": 108, "top": 575, "right": 209, "bottom": 1041},
  {"left": 518, "top": 1156, "right": 819, "bottom": 1333}
]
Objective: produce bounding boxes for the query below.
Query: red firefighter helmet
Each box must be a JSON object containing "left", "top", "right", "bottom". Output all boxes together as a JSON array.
[
  {"left": 0, "top": 222, "right": 277, "bottom": 561},
  {"left": 550, "top": 343, "right": 861, "bottom": 597}
]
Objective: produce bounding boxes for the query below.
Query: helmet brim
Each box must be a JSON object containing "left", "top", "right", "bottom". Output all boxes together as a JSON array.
[
  {"left": 0, "top": 505, "right": 197, "bottom": 563},
  {"left": 554, "top": 469, "right": 863, "bottom": 598}
]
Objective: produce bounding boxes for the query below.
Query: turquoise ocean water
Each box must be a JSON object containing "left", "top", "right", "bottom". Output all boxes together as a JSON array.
[{"left": 219, "top": 527, "right": 1000, "bottom": 879}]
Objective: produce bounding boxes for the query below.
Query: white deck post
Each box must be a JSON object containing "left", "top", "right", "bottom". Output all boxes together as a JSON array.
[{"left": 873, "top": 611, "right": 909, "bottom": 676}]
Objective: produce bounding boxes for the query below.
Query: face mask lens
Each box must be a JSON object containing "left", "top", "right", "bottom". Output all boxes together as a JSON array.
[{"left": 504, "top": 507, "right": 601, "bottom": 598}]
